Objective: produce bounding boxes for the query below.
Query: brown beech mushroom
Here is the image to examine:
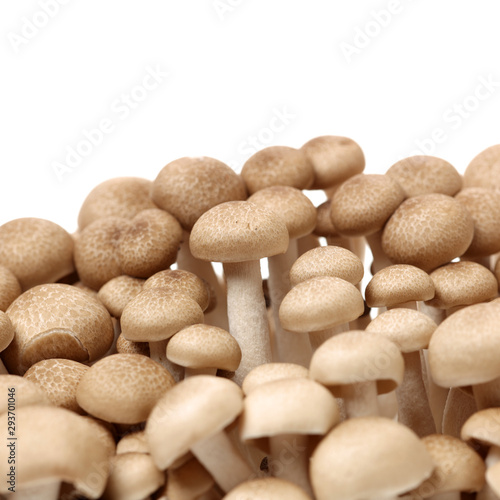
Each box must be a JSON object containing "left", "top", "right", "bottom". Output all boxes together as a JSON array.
[
  {"left": 242, "top": 362, "right": 309, "bottom": 395},
  {"left": 165, "top": 455, "right": 216, "bottom": 500},
  {"left": 0, "top": 311, "right": 15, "bottom": 374},
  {"left": 225, "top": 477, "right": 313, "bottom": 500},
  {"left": 116, "top": 333, "right": 150, "bottom": 357},
  {"left": 97, "top": 275, "right": 145, "bottom": 318},
  {"left": 0, "top": 374, "right": 51, "bottom": 411},
  {"left": 0, "top": 265, "right": 21, "bottom": 311},
  {"left": 463, "top": 144, "right": 500, "bottom": 191},
  {"left": 116, "top": 431, "right": 150, "bottom": 455}
]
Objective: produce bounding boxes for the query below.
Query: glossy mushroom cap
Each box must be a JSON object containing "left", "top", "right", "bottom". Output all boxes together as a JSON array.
[
  {"left": 224, "top": 477, "right": 313, "bottom": 500},
  {"left": 98, "top": 275, "right": 145, "bottom": 318},
  {"left": 0, "top": 265, "right": 21, "bottom": 312},
  {"left": 464, "top": 144, "right": 500, "bottom": 191},
  {"left": 242, "top": 363, "right": 309, "bottom": 395}
]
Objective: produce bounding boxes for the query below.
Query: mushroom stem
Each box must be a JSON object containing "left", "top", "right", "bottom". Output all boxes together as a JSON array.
[
  {"left": 417, "top": 302, "right": 447, "bottom": 325},
  {"left": 476, "top": 446, "right": 500, "bottom": 500},
  {"left": 309, "top": 323, "right": 348, "bottom": 352},
  {"left": 326, "top": 235, "right": 366, "bottom": 263},
  {"left": 223, "top": 261, "right": 272, "bottom": 386},
  {"left": 422, "top": 350, "right": 449, "bottom": 433},
  {"left": 442, "top": 387, "right": 477, "bottom": 438},
  {"left": 190, "top": 430, "right": 253, "bottom": 493},
  {"left": 149, "top": 340, "right": 184, "bottom": 382},
  {"left": 11, "top": 482, "right": 60, "bottom": 499},
  {"left": 473, "top": 376, "right": 500, "bottom": 410},
  {"left": 184, "top": 367, "right": 217, "bottom": 378},
  {"left": 366, "top": 231, "right": 393, "bottom": 275},
  {"left": 341, "top": 381, "right": 379, "bottom": 418}
]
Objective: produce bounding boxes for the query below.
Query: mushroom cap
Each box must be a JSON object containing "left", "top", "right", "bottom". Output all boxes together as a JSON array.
[
  {"left": 121, "top": 288, "right": 204, "bottom": 342},
  {"left": 365, "top": 264, "right": 435, "bottom": 307},
  {"left": 464, "top": 144, "right": 500, "bottom": 191},
  {"left": 24, "top": 358, "right": 89, "bottom": 414},
  {"left": 224, "top": 477, "right": 313, "bottom": 500},
  {"left": 382, "top": 194, "right": 474, "bottom": 272},
  {"left": 76, "top": 353, "right": 175, "bottom": 424},
  {"left": 0, "top": 218, "right": 75, "bottom": 290},
  {"left": 78, "top": 177, "right": 157, "bottom": 230},
  {"left": 241, "top": 146, "right": 314, "bottom": 194},
  {"left": 279, "top": 276, "right": 364, "bottom": 332},
  {"left": 455, "top": 187, "right": 500, "bottom": 257},
  {"left": 152, "top": 156, "right": 247, "bottom": 231},
  {"left": 429, "top": 302, "right": 500, "bottom": 387},
  {"left": 301, "top": 135, "right": 365, "bottom": 190},
  {"left": 97, "top": 275, "right": 145, "bottom": 318},
  {"left": 242, "top": 363, "right": 309, "bottom": 395},
  {"left": 426, "top": 261, "right": 498, "bottom": 309},
  {"left": 330, "top": 174, "right": 405, "bottom": 237},
  {"left": 166, "top": 324, "right": 241, "bottom": 372},
  {"left": 366, "top": 308, "right": 437, "bottom": 352},
  {"left": 145, "top": 375, "right": 243, "bottom": 470},
  {"left": 116, "top": 431, "right": 150, "bottom": 455},
  {"left": 247, "top": 186, "right": 317, "bottom": 240},
  {"left": 166, "top": 456, "right": 215, "bottom": 500},
  {"left": 190, "top": 201, "right": 289, "bottom": 262},
  {"left": 0, "top": 311, "right": 15, "bottom": 352},
  {"left": 0, "top": 374, "right": 51, "bottom": 412},
  {"left": 487, "top": 461, "right": 500, "bottom": 498},
  {"left": 310, "top": 417, "right": 434, "bottom": 500},
  {"left": 313, "top": 200, "right": 340, "bottom": 237},
  {"left": 386, "top": 155, "right": 462, "bottom": 197},
  {"left": 0, "top": 265, "right": 21, "bottom": 312},
  {"left": 116, "top": 334, "right": 150, "bottom": 356},
  {"left": 3, "top": 283, "right": 114, "bottom": 375},
  {"left": 461, "top": 408, "right": 500, "bottom": 447},
  {"left": 289, "top": 246, "right": 364, "bottom": 287},
  {"left": 0, "top": 406, "right": 111, "bottom": 498},
  {"left": 80, "top": 415, "right": 117, "bottom": 457}
]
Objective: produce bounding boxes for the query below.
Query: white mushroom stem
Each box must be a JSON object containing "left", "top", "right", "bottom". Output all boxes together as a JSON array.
[
  {"left": 365, "top": 231, "right": 393, "bottom": 274},
  {"left": 442, "top": 387, "right": 477, "bottom": 438},
  {"left": 184, "top": 367, "right": 217, "bottom": 378},
  {"left": 309, "top": 323, "right": 348, "bottom": 352},
  {"left": 149, "top": 340, "right": 184, "bottom": 382},
  {"left": 326, "top": 235, "right": 366, "bottom": 263},
  {"left": 341, "top": 381, "right": 379, "bottom": 418},
  {"left": 477, "top": 446, "right": 500, "bottom": 500},
  {"left": 190, "top": 430, "right": 253, "bottom": 493},
  {"left": 11, "top": 482, "right": 60, "bottom": 500},
  {"left": 473, "top": 376, "right": 500, "bottom": 410},
  {"left": 223, "top": 261, "right": 272, "bottom": 386},
  {"left": 417, "top": 301, "right": 446, "bottom": 325}
]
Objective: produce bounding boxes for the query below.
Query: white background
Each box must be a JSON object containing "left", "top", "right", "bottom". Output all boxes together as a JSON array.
[{"left": 1, "top": 0, "right": 499, "bottom": 233}]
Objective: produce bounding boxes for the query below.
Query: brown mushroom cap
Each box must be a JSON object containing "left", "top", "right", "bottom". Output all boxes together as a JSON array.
[
  {"left": 152, "top": 156, "right": 247, "bottom": 231},
  {"left": 289, "top": 246, "right": 364, "bottom": 287},
  {"left": 98, "top": 275, "right": 145, "bottom": 318},
  {"left": 365, "top": 264, "right": 435, "bottom": 308},
  {"left": 0, "top": 311, "right": 15, "bottom": 352},
  {"left": 224, "top": 477, "right": 312, "bottom": 500},
  {"left": 242, "top": 362, "right": 309, "bottom": 395},
  {"left": 464, "top": 144, "right": 500, "bottom": 191},
  {"left": 313, "top": 200, "right": 340, "bottom": 238},
  {"left": 76, "top": 353, "right": 175, "bottom": 424},
  {"left": 426, "top": 261, "right": 498, "bottom": 309},
  {"left": 386, "top": 155, "right": 462, "bottom": 197},
  {"left": 0, "top": 374, "right": 51, "bottom": 412},
  {"left": 461, "top": 408, "right": 500, "bottom": 447},
  {"left": 116, "top": 334, "right": 150, "bottom": 356},
  {"left": 116, "top": 431, "right": 150, "bottom": 455},
  {"left": 0, "top": 218, "right": 75, "bottom": 290},
  {"left": 190, "top": 201, "right": 289, "bottom": 262},
  {"left": 330, "top": 174, "right": 405, "bottom": 237},
  {"left": 3, "top": 284, "right": 114, "bottom": 375},
  {"left": 0, "top": 265, "right": 21, "bottom": 312},
  {"left": 166, "top": 456, "right": 215, "bottom": 500},
  {"left": 382, "top": 194, "right": 474, "bottom": 272}
]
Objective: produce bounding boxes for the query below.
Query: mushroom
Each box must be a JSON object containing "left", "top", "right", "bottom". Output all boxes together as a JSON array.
[
  {"left": 165, "top": 456, "right": 216, "bottom": 500},
  {"left": 0, "top": 265, "right": 21, "bottom": 312},
  {"left": 116, "top": 333, "right": 150, "bottom": 356},
  {"left": 463, "top": 144, "right": 500, "bottom": 191},
  {"left": 242, "top": 362, "right": 309, "bottom": 395},
  {"left": 224, "top": 477, "right": 313, "bottom": 500},
  {"left": 0, "top": 374, "right": 51, "bottom": 411},
  {"left": 441, "top": 387, "right": 477, "bottom": 438},
  {"left": 0, "top": 311, "right": 15, "bottom": 374},
  {"left": 116, "top": 431, "right": 150, "bottom": 455},
  {"left": 97, "top": 275, "right": 145, "bottom": 319}
]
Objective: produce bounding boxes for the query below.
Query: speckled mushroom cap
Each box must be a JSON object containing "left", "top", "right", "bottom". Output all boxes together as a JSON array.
[
  {"left": 225, "top": 477, "right": 312, "bottom": 500},
  {"left": 190, "top": 201, "right": 289, "bottom": 262},
  {"left": 0, "top": 311, "right": 15, "bottom": 352},
  {"left": 76, "top": 353, "right": 175, "bottom": 424},
  {"left": 242, "top": 363, "right": 309, "bottom": 395},
  {"left": 464, "top": 144, "right": 500, "bottom": 191},
  {"left": 166, "top": 324, "right": 241, "bottom": 372},
  {"left": 429, "top": 302, "right": 500, "bottom": 387},
  {"left": 365, "top": 264, "right": 435, "bottom": 308},
  {"left": 247, "top": 186, "right": 317, "bottom": 239},
  {"left": 152, "top": 156, "right": 247, "bottom": 231},
  {"left": 0, "top": 265, "right": 21, "bottom": 312},
  {"left": 279, "top": 276, "right": 364, "bottom": 332},
  {"left": 116, "top": 431, "right": 150, "bottom": 455},
  {"left": 145, "top": 375, "right": 243, "bottom": 470},
  {"left": 78, "top": 177, "right": 157, "bottom": 230},
  {"left": 24, "top": 358, "right": 89, "bottom": 414},
  {"left": 289, "top": 246, "right": 364, "bottom": 287},
  {"left": 330, "top": 174, "right": 405, "bottom": 236},
  {"left": 121, "top": 288, "right": 204, "bottom": 343},
  {"left": 241, "top": 146, "right": 314, "bottom": 195},
  {"left": 310, "top": 331, "right": 404, "bottom": 395},
  {"left": 310, "top": 417, "right": 433, "bottom": 500},
  {"left": 98, "top": 276, "right": 145, "bottom": 318},
  {"left": 116, "top": 334, "right": 150, "bottom": 356},
  {"left": 382, "top": 194, "right": 474, "bottom": 272},
  {"left": 0, "top": 406, "right": 111, "bottom": 498},
  {"left": 366, "top": 308, "right": 437, "bottom": 353},
  {"left": 0, "top": 218, "right": 74, "bottom": 290},
  {"left": 301, "top": 135, "right": 365, "bottom": 190},
  {"left": 313, "top": 200, "right": 340, "bottom": 237},
  {"left": 3, "top": 284, "right": 114, "bottom": 375},
  {"left": 426, "top": 261, "right": 498, "bottom": 309},
  {"left": 455, "top": 187, "right": 500, "bottom": 257},
  {"left": 461, "top": 408, "right": 500, "bottom": 447},
  {"left": 386, "top": 155, "right": 462, "bottom": 197},
  {"left": 0, "top": 374, "right": 51, "bottom": 412}
]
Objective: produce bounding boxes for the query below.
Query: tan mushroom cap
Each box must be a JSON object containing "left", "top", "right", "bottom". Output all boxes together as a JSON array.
[
  {"left": 116, "top": 334, "right": 150, "bottom": 356},
  {"left": 224, "top": 477, "right": 313, "bottom": 500},
  {"left": 241, "top": 146, "right": 314, "bottom": 195},
  {"left": 426, "top": 261, "right": 498, "bottom": 309},
  {"left": 0, "top": 218, "right": 74, "bottom": 291},
  {"left": 366, "top": 308, "right": 437, "bottom": 352},
  {"left": 0, "top": 374, "right": 51, "bottom": 412},
  {"left": 310, "top": 331, "right": 404, "bottom": 395},
  {"left": 289, "top": 246, "right": 364, "bottom": 287},
  {"left": 313, "top": 200, "right": 340, "bottom": 237},
  {"left": 103, "top": 452, "right": 165, "bottom": 500},
  {"left": 386, "top": 155, "right": 462, "bottom": 197},
  {"left": 455, "top": 187, "right": 500, "bottom": 257},
  {"left": 330, "top": 174, "right": 405, "bottom": 237},
  {"left": 429, "top": 303, "right": 500, "bottom": 387},
  {"left": 242, "top": 363, "right": 309, "bottom": 395},
  {"left": 464, "top": 144, "right": 500, "bottom": 191},
  {"left": 166, "top": 324, "right": 241, "bottom": 372},
  {"left": 310, "top": 417, "right": 433, "bottom": 500},
  {"left": 98, "top": 275, "right": 145, "bottom": 318},
  {"left": 279, "top": 276, "right": 364, "bottom": 332},
  {"left": 248, "top": 186, "right": 317, "bottom": 240},
  {"left": 145, "top": 375, "right": 243, "bottom": 470},
  {"left": 461, "top": 408, "right": 500, "bottom": 447},
  {"left": 365, "top": 264, "right": 435, "bottom": 308},
  {"left": 301, "top": 135, "right": 365, "bottom": 190},
  {"left": 0, "top": 265, "right": 21, "bottom": 312},
  {"left": 80, "top": 415, "right": 117, "bottom": 457},
  {"left": 382, "top": 194, "right": 474, "bottom": 272},
  {"left": 167, "top": 457, "right": 215, "bottom": 500},
  {"left": 117, "top": 431, "right": 150, "bottom": 455},
  {"left": 3, "top": 284, "right": 114, "bottom": 375},
  {"left": 24, "top": 358, "right": 89, "bottom": 414},
  {"left": 0, "top": 406, "right": 111, "bottom": 498},
  {"left": 190, "top": 201, "right": 289, "bottom": 262},
  {"left": 0, "top": 311, "right": 15, "bottom": 352},
  {"left": 78, "top": 177, "right": 157, "bottom": 230},
  {"left": 121, "top": 288, "right": 204, "bottom": 343}
]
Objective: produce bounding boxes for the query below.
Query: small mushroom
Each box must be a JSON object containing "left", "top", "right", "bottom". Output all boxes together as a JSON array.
[
  {"left": 0, "top": 374, "right": 51, "bottom": 411},
  {"left": 224, "top": 477, "right": 313, "bottom": 500},
  {"left": 116, "top": 333, "right": 150, "bottom": 356},
  {"left": 98, "top": 275, "right": 145, "bottom": 318},
  {"left": 166, "top": 456, "right": 216, "bottom": 500},
  {"left": 0, "top": 311, "right": 15, "bottom": 374},
  {"left": 463, "top": 144, "right": 500, "bottom": 191},
  {"left": 0, "top": 265, "right": 22, "bottom": 311},
  {"left": 116, "top": 431, "right": 150, "bottom": 455},
  {"left": 242, "top": 363, "right": 309, "bottom": 395}
]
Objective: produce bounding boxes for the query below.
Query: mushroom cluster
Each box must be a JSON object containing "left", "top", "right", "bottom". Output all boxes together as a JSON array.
[{"left": 0, "top": 141, "right": 500, "bottom": 499}]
